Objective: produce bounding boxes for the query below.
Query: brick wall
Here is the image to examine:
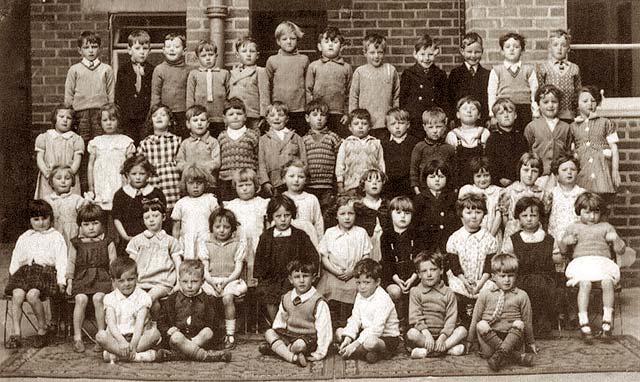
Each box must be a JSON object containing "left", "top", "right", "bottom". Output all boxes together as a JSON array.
[{"left": 612, "top": 117, "right": 640, "bottom": 251}]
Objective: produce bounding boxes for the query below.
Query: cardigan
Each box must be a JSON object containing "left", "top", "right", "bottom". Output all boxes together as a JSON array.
[
  {"left": 258, "top": 129, "right": 307, "bottom": 187},
  {"left": 229, "top": 65, "right": 270, "bottom": 118},
  {"left": 524, "top": 117, "right": 573, "bottom": 175},
  {"left": 186, "top": 68, "right": 230, "bottom": 122}
]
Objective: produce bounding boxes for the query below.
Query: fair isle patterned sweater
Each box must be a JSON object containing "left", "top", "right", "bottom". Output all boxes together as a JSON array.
[
  {"left": 218, "top": 129, "right": 260, "bottom": 180},
  {"left": 335, "top": 135, "right": 385, "bottom": 191}
]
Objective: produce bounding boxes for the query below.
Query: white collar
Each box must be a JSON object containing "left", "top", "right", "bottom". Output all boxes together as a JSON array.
[
  {"left": 49, "top": 129, "right": 76, "bottom": 140},
  {"left": 519, "top": 227, "right": 546, "bottom": 242},
  {"left": 25, "top": 228, "right": 57, "bottom": 236},
  {"left": 143, "top": 229, "right": 167, "bottom": 240},
  {"left": 81, "top": 58, "right": 101, "bottom": 69},
  {"left": 122, "top": 184, "right": 155, "bottom": 198},
  {"left": 389, "top": 134, "right": 407, "bottom": 144},
  {"left": 464, "top": 62, "right": 478, "bottom": 71},
  {"left": 273, "top": 128, "right": 291, "bottom": 141},
  {"left": 273, "top": 227, "right": 292, "bottom": 237},
  {"left": 227, "top": 126, "right": 247, "bottom": 140},
  {"left": 503, "top": 60, "right": 521, "bottom": 70},
  {"left": 543, "top": 116, "right": 559, "bottom": 131},
  {"left": 361, "top": 286, "right": 383, "bottom": 301},
  {"left": 291, "top": 286, "right": 318, "bottom": 303}
]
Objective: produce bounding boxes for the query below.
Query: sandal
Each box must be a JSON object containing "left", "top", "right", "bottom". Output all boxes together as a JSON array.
[
  {"left": 601, "top": 320, "right": 613, "bottom": 342},
  {"left": 6, "top": 335, "right": 21, "bottom": 349},
  {"left": 580, "top": 324, "right": 593, "bottom": 344}
]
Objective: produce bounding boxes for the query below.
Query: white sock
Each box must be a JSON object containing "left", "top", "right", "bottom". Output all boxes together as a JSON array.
[
  {"left": 578, "top": 312, "right": 589, "bottom": 326},
  {"left": 134, "top": 349, "right": 156, "bottom": 362},
  {"left": 603, "top": 307, "right": 613, "bottom": 322},
  {"left": 447, "top": 344, "right": 465, "bottom": 356},
  {"left": 411, "top": 348, "right": 428, "bottom": 359},
  {"left": 225, "top": 319, "right": 236, "bottom": 336}
]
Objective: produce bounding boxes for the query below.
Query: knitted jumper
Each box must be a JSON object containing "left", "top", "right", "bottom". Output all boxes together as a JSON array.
[
  {"left": 335, "top": 135, "right": 385, "bottom": 192},
  {"left": 150, "top": 61, "right": 190, "bottom": 112},
  {"left": 303, "top": 130, "right": 342, "bottom": 189},
  {"left": 64, "top": 61, "right": 115, "bottom": 111},
  {"left": 305, "top": 57, "right": 352, "bottom": 114},
  {"left": 205, "top": 237, "right": 241, "bottom": 278},
  {"left": 218, "top": 128, "right": 259, "bottom": 180},
  {"left": 536, "top": 60, "right": 581, "bottom": 120},
  {"left": 266, "top": 50, "right": 309, "bottom": 112},
  {"left": 281, "top": 290, "right": 326, "bottom": 335},
  {"left": 494, "top": 64, "right": 535, "bottom": 105}
]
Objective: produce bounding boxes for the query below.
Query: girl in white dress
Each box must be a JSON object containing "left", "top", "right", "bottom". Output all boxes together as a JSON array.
[
  {"left": 87, "top": 103, "right": 135, "bottom": 210},
  {"left": 282, "top": 159, "right": 324, "bottom": 243},
  {"left": 171, "top": 164, "right": 218, "bottom": 264}
]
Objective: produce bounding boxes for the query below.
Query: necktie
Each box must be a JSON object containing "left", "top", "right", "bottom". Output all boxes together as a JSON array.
[
  {"left": 206, "top": 69, "right": 214, "bottom": 102},
  {"left": 488, "top": 289, "right": 505, "bottom": 325},
  {"left": 134, "top": 63, "right": 144, "bottom": 93},
  {"left": 293, "top": 296, "right": 302, "bottom": 306},
  {"left": 470, "top": 66, "right": 476, "bottom": 76}
]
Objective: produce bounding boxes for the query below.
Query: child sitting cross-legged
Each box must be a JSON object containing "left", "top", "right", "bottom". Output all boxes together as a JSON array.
[
  {"left": 259, "top": 258, "right": 332, "bottom": 367},
  {"left": 466, "top": 253, "right": 538, "bottom": 372},
  {"left": 335, "top": 259, "right": 401, "bottom": 364},
  {"left": 96, "top": 257, "right": 169, "bottom": 363},
  {"left": 406, "top": 251, "right": 467, "bottom": 358},
  {"left": 158, "top": 260, "right": 232, "bottom": 362}
]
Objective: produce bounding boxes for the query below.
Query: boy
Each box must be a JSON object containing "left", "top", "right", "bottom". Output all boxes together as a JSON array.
[
  {"left": 406, "top": 251, "right": 467, "bottom": 358},
  {"left": 381, "top": 108, "right": 420, "bottom": 199},
  {"left": 305, "top": 26, "right": 352, "bottom": 138},
  {"left": 447, "top": 32, "right": 490, "bottom": 126},
  {"left": 187, "top": 40, "right": 230, "bottom": 138},
  {"left": 259, "top": 258, "right": 332, "bottom": 367},
  {"left": 229, "top": 37, "right": 270, "bottom": 132},
  {"left": 151, "top": 33, "right": 190, "bottom": 137},
  {"left": 467, "top": 253, "right": 537, "bottom": 371},
  {"left": 302, "top": 99, "right": 342, "bottom": 212},
  {"left": 488, "top": 32, "right": 539, "bottom": 134},
  {"left": 410, "top": 107, "right": 455, "bottom": 195},
  {"left": 217, "top": 97, "right": 260, "bottom": 201},
  {"left": 65, "top": 31, "right": 115, "bottom": 190},
  {"left": 336, "top": 259, "right": 400, "bottom": 363},
  {"left": 175, "top": 105, "right": 221, "bottom": 184},
  {"left": 399, "top": 34, "right": 447, "bottom": 138},
  {"left": 115, "top": 30, "right": 154, "bottom": 145},
  {"left": 266, "top": 21, "right": 310, "bottom": 136},
  {"left": 349, "top": 33, "right": 400, "bottom": 138},
  {"left": 158, "top": 260, "right": 231, "bottom": 362},
  {"left": 536, "top": 30, "right": 582, "bottom": 122},
  {"left": 335, "top": 109, "right": 385, "bottom": 195},
  {"left": 485, "top": 98, "right": 529, "bottom": 187},
  {"left": 96, "top": 257, "right": 169, "bottom": 363}
]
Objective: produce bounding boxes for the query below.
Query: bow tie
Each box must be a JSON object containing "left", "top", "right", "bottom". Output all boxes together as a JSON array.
[{"left": 555, "top": 61, "right": 567, "bottom": 70}]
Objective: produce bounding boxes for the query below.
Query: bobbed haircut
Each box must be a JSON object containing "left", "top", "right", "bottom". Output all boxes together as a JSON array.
[
  {"left": 421, "top": 159, "right": 451, "bottom": 182},
  {"left": 456, "top": 193, "right": 488, "bottom": 217},
  {"left": 47, "top": 165, "right": 76, "bottom": 188},
  {"left": 267, "top": 194, "right": 297, "bottom": 220},
  {"left": 141, "top": 198, "right": 166, "bottom": 215},
  {"left": 77, "top": 203, "right": 108, "bottom": 226},
  {"left": 578, "top": 85, "right": 602, "bottom": 106},
  {"left": 469, "top": 156, "right": 491, "bottom": 176},
  {"left": 100, "top": 103, "right": 122, "bottom": 124},
  {"left": 121, "top": 154, "right": 155, "bottom": 177},
  {"left": 208, "top": 207, "right": 240, "bottom": 233},
  {"left": 28, "top": 199, "right": 53, "bottom": 220},
  {"left": 389, "top": 196, "right": 414, "bottom": 215},
  {"left": 574, "top": 191, "right": 605, "bottom": 215},
  {"left": 180, "top": 164, "right": 214, "bottom": 195},
  {"left": 50, "top": 104, "right": 74, "bottom": 128},
  {"left": 518, "top": 152, "right": 544, "bottom": 174},
  {"left": 514, "top": 196, "right": 545, "bottom": 220},
  {"left": 231, "top": 168, "right": 260, "bottom": 190}
]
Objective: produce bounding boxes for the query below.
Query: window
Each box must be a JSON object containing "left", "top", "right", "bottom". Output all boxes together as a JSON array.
[
  {"left": 110, "top": 14, "right": 186, "bottom": 76},
  {"left": 567, "top": 0, "right": 640, "bottom": 98}
]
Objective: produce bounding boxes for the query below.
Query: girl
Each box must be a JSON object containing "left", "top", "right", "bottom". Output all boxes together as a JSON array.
[
  {"left": 355, "top": 169, "right": 391, "bottom": 262},
  {"left": 559, "top": 192, "right": 626, "bottom": 342},
  {"left": 446, "top": 194, "right": 497, "bottom": 326},
  {"left": 254, "top": 194, "right": 318, "bottom": 321},
  {"left": 316, "top": 196, "right": 372, "bottom": 328},
  {"left": 502, "top": 197, "right": 557, "bottom": 336},
  {"left": 4, "top": 200, "right": 67, "bottom": 349},
  {"left": 43, "top": 165, "right": 88, "bottom": 247},
  {"left": 201, "top": 208, "right": 248, "bottom": 350},
  {"left": 413, "top": 159, "right": 460, "bottom": 254},
  {"left": 171, "top": 164, "right": 218, "bottom": 262},
  {"left": 112, "top": 155, "right": 166, "bottom": 252},
  {"left": 126, "top": 199, "right": 182, "bottom": 316},
  {"left": 87, "top": 103, "right": 135, "bottom": 211},
  {"left": 380, "top": 196, "right": 422, "bottom": 328},
  {"left": 458, "top": 157, "right": 503, "bottom": 245},
  {"left": 137, "top": 104, "right": 182, "bottom": 212},
  {"left": 282, "top": 159, "right": 324, "bottom": 244},
  {"left": 445, "top": 97, "right": 490, "bottom": 189},
  {"left": 67, "top": 204, "right": 117, "bottom": 353},
  {"left": 571, "top": 85, "right": 621, "bottom": 205},
  {"left": 34, "top": 104, "right": 84, "bottom": 199},
  {"left": 500, "top": 152, "right": 551, "bottom": 240}
]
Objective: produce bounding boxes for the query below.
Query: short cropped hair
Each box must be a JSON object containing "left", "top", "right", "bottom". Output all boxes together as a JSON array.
[
  {"left": 185, "top": 104, "right": 208, "bottom": 121},
  {"left": 196, "top": 40, "right": 217, "bottom": 56},
  {"left": 28, "top": 199, "right": 53, "bottom": 220},
  {"left": 77, "top": 203, "right": 108, "bottom": 226},
  {"left": 235, "top": 36, "right": 259, "bottom": 52},
  {"left": 574, "top": 192, "right": 605, "bottom": 215},
  {"left": 491, "top": 253, "right": 519, "bottom": 273},
  {"left": 456, "top": 96, "right": 482, "bottom": 114},
  {"left": 128, "top": 30, "right": 150, "bottom": 47},
  {"left": 518, "top": 152, "right": 544, "bottom": 174},
  {"left": 50, "top": 104, "right": 74, "bottom": 128},
  {"left": 121, "top": 154, "right": 155, "bottom": 177},
  {"left": 492, "top": 97, "right": 516, "bottom": 115},
  {"left": 550, "top": 155, "right": 580, "bottom": 175},
  {"left": 141, "top": 198, "right": 166, "bottom": 215},
  {"left": 287, "top": 258, "right": 317, "bottom": 275},
  {"left": 110, "top": 256, "right": 137, "bottom": 279},
  {"left": 164, "top": 33, "right": 186, "bottom": 48},
  {"left": 180, "top": 259, "right": 204, "bottom": 279},
  {"left": 349, "top": 108, "right": 371, "bottom": 126},
  {"left": 460, "top": 32, "right": 483, "bottom": 49},
  {"left": 499, "top": 32, "right": 526, "bottom": 51},
  {"left": 333, "top": 195, "right": 357, "bottom": 214},
  {"left": 180, "top": 164, "right": 214, "bottom": 195},
  {"left": 319, "top": 26, "right": 345, "bottom": 44},
  {"left": 78, "top": 31, "right": 101, "bottom": 47},
  {"left": 389, "top": 196, "right": 414, "bottom": 215},
  {"left": 275, "top": 21, "right": 304, "bottom": 40},
  {"left": 386, "top": 108, "right": 410, "bottom": 123},
  {"left": 549, "top": 29, "right": 572, "bottom": 45},
  {"left": 422, "top": 107, "right": 447, "bottom": 125},
  {"left": 224, "top": 97, "right": 247, "bottom": 114},
  {"left": 362, "top": 33, "right": 386, "bottom": 51},
  {"left": 422, "top": 159, "right": 451, "bottom": 182},
  {"left": 47, "top": 165, "right": 76, "bottom": 188},
  {"left": 232, "top": 168, "right": 260, "bottom": 190},
  {"left": 353, "top": 258, "right": 383, "bottom": 281},
  {"left": 305, "top": 99, "right": 329, "bottom": 115},
  {"left": 456, "top": 193, "right": 487, "bottom": 217},
  {"left": 413, "top": 250, "right": 445, "bottom": 271},
  {"left": 414, "top": 34, "right": 439, "bottom": 52},
  {"left": 267, "top": 194, "right": 297, "bottom": 221},
  {"left": 514, "top": 196, "right": 545, "bottom": 220},
  {"left": 209, "top": 207, "right": 240, "bottom": 233},
  {"left": 535, "top": 84, "right": 563, "bottom": 103}
]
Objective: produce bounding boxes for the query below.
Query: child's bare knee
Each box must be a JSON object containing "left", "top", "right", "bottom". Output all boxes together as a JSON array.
[
  {"left": 601, "top": 279, "right": 614, "bottom": 289},
  {"left": 26, "top": 289, "right": 40, "bottom": 302},
  {"left": 578, "top": 280, "right": 592, "bottom": 290},
  {"left": 222, "top": 295, "right": 235, "bottom": 305},
  {"left": 95, "top": 330, "right": 108, "bottom": 343},
  {"left": 170, "top": 331, "right": 186, "bottom": 345},
  {"left": 406, "top": 328, "right": 420, "bottom": 340},
  {"left": 386, "top": 285, "right": 401, "bottom": 301},
  {"left": 92, "top": 293, "right": 105, "bottom": 305},
  {"left": 512, "top": 320, "right": 525, "bottom": 330},
  {"left": 75, "top": 294, "right": 88, "bottom": 305},
  {"left": 476, "top": 320, "right": 491, "bottom": 335},
  {"left": 362, "top": 336, "right": 379, "bottom": 350}
]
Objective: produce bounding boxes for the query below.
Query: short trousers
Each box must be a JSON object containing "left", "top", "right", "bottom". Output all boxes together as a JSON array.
[{"left": 274, "top": 328, "right": 318, "bottom": 354}]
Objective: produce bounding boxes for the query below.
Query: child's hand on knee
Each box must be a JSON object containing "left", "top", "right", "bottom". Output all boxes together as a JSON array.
[
  {"left": 340, "top": 341, "right": 359, "bottom": 358},
  {"left": 424, "top": 337, "right": 435, "bottom": 353},
  {"left": 435, "top": 336, "right": 446, "bottom": 352}
]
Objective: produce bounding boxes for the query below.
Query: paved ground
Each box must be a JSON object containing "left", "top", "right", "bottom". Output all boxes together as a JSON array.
[{"left": 0, "top": 245, "right": 638, "bottom": 381}]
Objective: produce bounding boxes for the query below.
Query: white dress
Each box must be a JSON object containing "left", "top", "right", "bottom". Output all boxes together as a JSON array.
[
  {"left": 284, "top": 191, "right": 324, "bottom": 242},
  {"left": 223, "top": 197, "right": 269, "bottom": 253},
  {"left": 87, "top": 134, "right": 135, "bottom": 210},
  {"left": 459, "top": 184, "right": 503, "bottom": 246},
  {"left": 548, "top": 184, "right": 585, "bottom": 246},
  {"left": 445, "top": 227, "right": 497, "bottom": 299},
  {"left": 171, "top": 193, "right": 219, "bottom": 260}
]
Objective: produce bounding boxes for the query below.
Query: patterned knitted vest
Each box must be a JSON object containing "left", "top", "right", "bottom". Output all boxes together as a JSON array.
[{"left": 219, "top": 129, "right": 259, "bottom": 180}]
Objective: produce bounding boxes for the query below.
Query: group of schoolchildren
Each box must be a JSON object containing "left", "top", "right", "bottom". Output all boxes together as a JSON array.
[{"left": 4, "top": 18, "right": 629, "bottom": 373}]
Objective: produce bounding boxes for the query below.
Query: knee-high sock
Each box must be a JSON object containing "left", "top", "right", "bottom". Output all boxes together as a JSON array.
[
  {"left": 271, "top": 339, "right": 295, "bottom": 363},
  {"left": 480, "top": 330, "right": 503, "bottom": 351},
  {"left": 175, "top": 338, "right": 207, "bottom": 361},
  {"left": 499, "top": 327, "right": 523, "bottom": 354}
]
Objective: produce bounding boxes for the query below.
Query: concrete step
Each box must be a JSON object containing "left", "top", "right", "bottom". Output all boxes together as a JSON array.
[{"left": 622, "top": 267, "right": 640, "bottom": 288}]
